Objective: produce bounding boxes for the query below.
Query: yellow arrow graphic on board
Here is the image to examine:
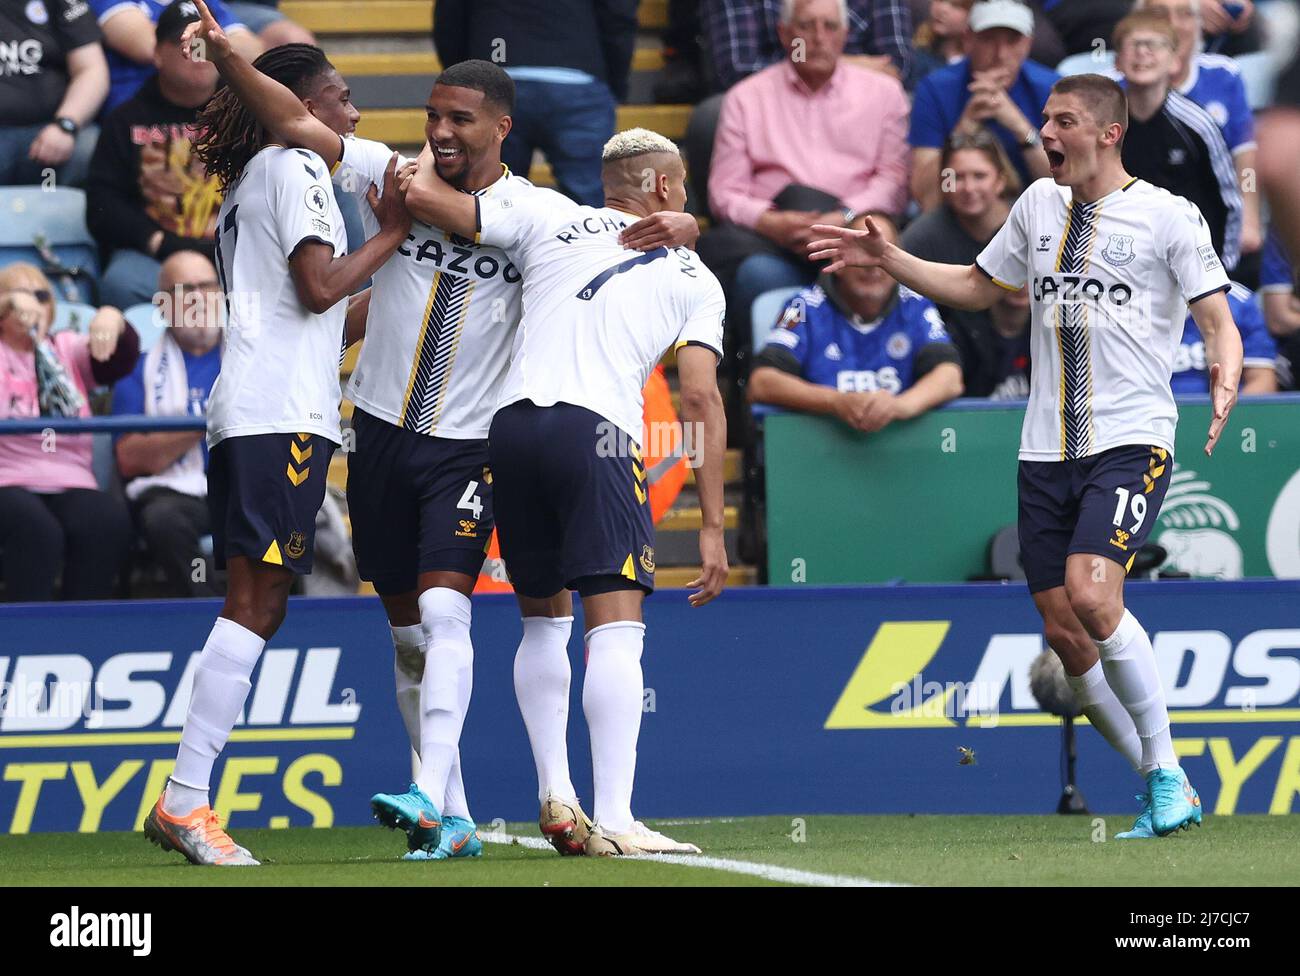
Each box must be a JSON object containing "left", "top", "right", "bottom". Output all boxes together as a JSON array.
[{"left": 824, "top": 621, "right": 956, "bottom": 729}]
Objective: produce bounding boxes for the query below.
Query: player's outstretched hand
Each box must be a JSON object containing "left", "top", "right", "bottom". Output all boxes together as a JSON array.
[
  {"left": 181, "top": 0, "right": 230, "bottom": 62},
  {"left": 806, "top": 217, "right": 889, "bottom": 274},
  {"left": 370, "top": 152, "right": 413, "bottom": 238},
  {"left": 619, "top": 211, "right": 700, "bottom": 252},
  {"left": 688, "top": 527, "right": 728, "bottom": 607},
  {"left": 1205, "top": 362, "right": 1238, "bottom": 456}
]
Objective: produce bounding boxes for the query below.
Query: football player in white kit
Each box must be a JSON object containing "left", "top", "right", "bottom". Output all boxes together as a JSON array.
[
  {"left": 401, "top": 127, "right": 729, "bottom": 855},
  {"left": 808, "top": 74, "right": 1244, "bottom": 839},
  {"left": 142, "top": 41, "right": 411, "bottom": 866},
  {"left": 181, "top": 1, "right": 701, "bottom": 859}
]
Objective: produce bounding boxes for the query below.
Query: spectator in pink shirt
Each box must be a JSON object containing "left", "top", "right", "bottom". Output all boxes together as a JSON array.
[
  {"left": 696, "top": 0, "right": 910, "bottom": 383},
  {"left": 0, "top": 263, "right": 138, "bottom": 602}
]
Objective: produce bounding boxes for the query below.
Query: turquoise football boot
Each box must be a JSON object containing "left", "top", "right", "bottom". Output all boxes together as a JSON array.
[
  {"left": 402, "top": 816, "right": 482, "bottom": 860},
  {"left": 371, "top": 783, "right": 442, "bottom": 852},
  {"left": 1147, "top": 767, "right": 1203, "bottom": 835},
  {"left": 1115, "top": 794, "right": 1156, "bottom": 839}
]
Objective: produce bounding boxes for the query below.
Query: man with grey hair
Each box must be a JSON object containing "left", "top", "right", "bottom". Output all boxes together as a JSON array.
[
  {"left": 403, "top": 127, "right": 729, "bottom": 856},
  {"left": 698, "top": 0, "right": 911, "bottom": 410}
]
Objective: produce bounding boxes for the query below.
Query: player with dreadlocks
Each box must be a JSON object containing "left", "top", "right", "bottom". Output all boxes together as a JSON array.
[{"left": 141, "top": 42, "right": 412, "bottom": 866}]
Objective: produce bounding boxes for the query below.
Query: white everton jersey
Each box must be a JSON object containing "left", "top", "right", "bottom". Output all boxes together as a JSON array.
[
  {"left": 208, "top": 145, "right": 347, "bottom": 448},
  {"left": 478, "top": 189, "right": 726, "bottom": 443},
  {"left": 335, "top": 136, "right": 523, "bottom": 439},
  {"left": 976, "top": 177, "right": 1230, "bottom": 462}
]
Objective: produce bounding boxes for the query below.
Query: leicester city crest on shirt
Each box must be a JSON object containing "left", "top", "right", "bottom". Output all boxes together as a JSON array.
[
  {"left": 886, "top": 332, "right": 911, "bottom": 360},
  {"left": 1101, "top": 233, "right": 1136, "bottom": 267}
]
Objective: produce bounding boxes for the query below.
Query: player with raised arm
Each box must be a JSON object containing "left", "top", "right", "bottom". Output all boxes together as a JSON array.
[
  {"left": 140, "top": 43, "right": 411, "bottom": 866},
  {"left": 399, "top": 127, "right": 729, "bottom": 856},
  {"left": 808, "top": 74, "right": 1243, "bottom": 839},
  {"left": 181, "top": 2, "right": 701, "bottom": 859}
]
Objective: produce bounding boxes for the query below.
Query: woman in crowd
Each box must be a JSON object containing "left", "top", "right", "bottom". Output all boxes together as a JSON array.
[
  {"left": 912, "top": 0, "right": 973, "bottom": 82},
  {"left": 900, "top": 128, "right": 1023, "bottom": 397},
  {"left": 0, "top": 263, "right": 139, "bottom": 601}
]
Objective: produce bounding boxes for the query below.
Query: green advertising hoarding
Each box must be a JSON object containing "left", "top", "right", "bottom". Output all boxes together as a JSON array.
[{"left": 765, "top": 396, "right": 1300, "bottom": 584}]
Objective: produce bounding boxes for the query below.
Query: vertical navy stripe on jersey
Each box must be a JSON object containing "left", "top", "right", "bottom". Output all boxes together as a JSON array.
[
  {"left": 1056, "top": 199, "right": 1102, "bottom": 460},
  {"left": 575, "top": 247, "right": 670, "bottom": 300},
  {"left": 400, "top": 272, "right": 476, "bottom": 433}
]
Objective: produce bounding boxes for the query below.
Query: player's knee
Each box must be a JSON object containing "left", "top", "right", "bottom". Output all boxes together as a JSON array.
[
  {"left": 1043, "top": 621, "right": 1091, "bottom": 671},
  {"left": 1064, "top": 578, "right": 1111, "bottom": 630},
  {"left": 418, "top": 587, "right": 473, "bottom": 645},
  {"left": 221, "top": 587, "right": 289, "bottom": 640}
]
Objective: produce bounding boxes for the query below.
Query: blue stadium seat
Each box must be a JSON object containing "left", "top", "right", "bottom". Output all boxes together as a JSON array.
[
  {"left": 1234, "top": 51, "right": 1278, "bottom": 110},
  {"left": 749, "top": 286, "right": 803, "bottom": 421},
  {"left": 123, "top": 302, "right": 168, "bottom": 352},
  {"left": 1056, "top": 50, "right": 1114, "bottom": 77},
  {"left": 50, "top": 301, "right": 99, "bottom": 334},
  {"left": 750, "top": 285, "right": 804, "bottom": 351},
  {"left": 0, "top": 186, "right": 98, "bottom": 303}
]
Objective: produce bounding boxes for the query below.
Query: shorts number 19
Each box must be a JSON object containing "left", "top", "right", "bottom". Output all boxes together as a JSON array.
[{"left": 1112, "top": 486, "right": 1147, "bottom": 534}]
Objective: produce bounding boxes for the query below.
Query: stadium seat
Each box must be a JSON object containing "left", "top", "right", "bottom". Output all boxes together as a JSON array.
[
  {"left": 123, "top": 302, "right": 168, "bottom": 352},
  {"left": 50, "top": 302, "right": 99, "bottom": 334},
  {"left": 750, "top": 285, "right": 803, "bottom": 351},
  {"left": 1056, "top": 50, "right": 1114, "bottom": 77},
  {"left": 1234, "top": 51, "right": 1279, "bottom": 110},
  {"left": 748, "top": 287, "right": 803, "bottom": 426},
  {"left": 0, "top": 186, "right": 99, "bottom": 304}
]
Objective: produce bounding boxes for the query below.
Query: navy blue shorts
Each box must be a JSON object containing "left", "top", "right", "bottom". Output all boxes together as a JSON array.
[
  {"left": 1018, "top": 444, "right": 1173, "bottom": 593},
  {"left": 207, "top": 431, "right": 337, "bottom": 574},
  {"left": 488, "top": 400, "right": 655, "bottom": 598},
  {"left": 346, "top": 408, "right": 493, "bottom": 595}
]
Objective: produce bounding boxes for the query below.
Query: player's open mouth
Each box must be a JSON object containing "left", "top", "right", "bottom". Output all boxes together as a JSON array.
[
  {"left": 1046, "top": 149, "right": 1065, "bottom": 170},
  {"left": 435, "top": 146, "right": 464, "bottom": 162}
]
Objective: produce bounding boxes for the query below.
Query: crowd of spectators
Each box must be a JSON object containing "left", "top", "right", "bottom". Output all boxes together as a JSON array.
[
  {"left": 682, "top": 0, "right": 1297, "bottom": 437},
  {"left": 3, "top": 0, "right": 1300, "bottom": 601}
]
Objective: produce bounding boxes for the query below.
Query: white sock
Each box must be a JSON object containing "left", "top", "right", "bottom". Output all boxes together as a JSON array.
[
  {"left": 391, "top": 624, "right": 426, "bottom": 777},
  {"left": 443, "top": 645, "right": 474, "bottom": 820},
  {"left": 414, "top": 588, "right": 473, "bottom": 808},
  {"left": 167, "top": 617, "right": 265, "bottom": 815},
  {"left": 513, "top": 615, "right": 577, "bottom": 804},
  {"left": 1066, "top": 660, "right": 1141, "bottom": 773},
  {"left": 582, "top": 621, "right": 645, "bottom": 834},
  {"left": 1095, "top": 609, "right": 1176, "bottom": 775}
]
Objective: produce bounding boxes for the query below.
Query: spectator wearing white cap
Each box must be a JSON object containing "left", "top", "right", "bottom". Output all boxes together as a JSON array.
[{"left": 908, "top": 0, "right": 1057, "bottom": 211}]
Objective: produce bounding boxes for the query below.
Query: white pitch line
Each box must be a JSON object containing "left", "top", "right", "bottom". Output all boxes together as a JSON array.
[{"left": 479, "top": 832, "right": 901, "bottom": 887}]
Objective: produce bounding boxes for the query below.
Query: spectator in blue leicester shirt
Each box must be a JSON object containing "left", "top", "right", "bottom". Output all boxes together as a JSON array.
[
  {"left": 1171, "top": 280, "right": 1276, "bottom": 395},
  {"left": 909, "top": 0, "right": 1057, "bottom": 211},
  {"left": 92, "top": 0, "right": 262, "bottom": 114},
  {"left": 112, "top": 251, "right": 223, "bottom": 596},
  {"left": 748, "top": 214, "right": 964, "bottom": 431},
  {"left": 1135, "top": 0, "right": 1262, "bottom": 257},
  {"left": 1258, "top": 228, "right": 1300, "bottom": 391}
]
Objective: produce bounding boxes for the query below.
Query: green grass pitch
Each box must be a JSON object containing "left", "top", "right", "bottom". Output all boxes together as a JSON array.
[{"left": 3, "top": 814, "right": 1298, "bottom": 886}]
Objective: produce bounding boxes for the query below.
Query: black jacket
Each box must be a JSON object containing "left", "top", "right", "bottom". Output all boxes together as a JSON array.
[
  {"left": 433, "top": 0, "right": 638, "bottom": 102},
  {"left": 86, "top": 76, "right": 221, "bottom": 262}
]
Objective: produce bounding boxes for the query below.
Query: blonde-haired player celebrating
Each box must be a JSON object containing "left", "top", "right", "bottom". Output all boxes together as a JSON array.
[
  {"left": 401, "top": 126, "right": 729, "bottom": 855},
  {"left": 809, "top": 74, "right": 1243, "bottom": 838}
]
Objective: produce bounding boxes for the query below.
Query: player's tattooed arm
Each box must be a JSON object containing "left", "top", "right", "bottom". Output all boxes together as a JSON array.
[
  {"left": 183, "top": 0, "right": 342, "bottom": 167},
  {"left": 807, "top": 219, "right": 1005, "bottom": 311},
  {"left": 677, "top": 346, "right": 729, "bottom": 607},
  {"left": 1189, "top": 289, "right": 1244, "bottom": 455},
  {"left": 399, "top": 146, "right": 479, "bottom": 240}
]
